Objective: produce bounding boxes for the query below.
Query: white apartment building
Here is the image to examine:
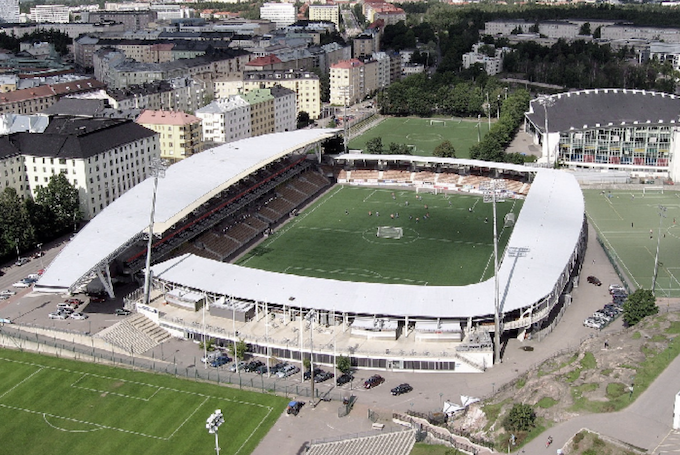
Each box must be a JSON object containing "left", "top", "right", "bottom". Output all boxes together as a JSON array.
[
  {"left": 372, "top": 52, "right": 391, "bottom": 89},
  {"left": 0, "top": 0, "right": 19, "bottom": 23},
  {"left": 308, "top": 4, "right": 339, "bottom": 27},
  {"left": 0, "top": 116, "right": 160, "bottom": 219},
  {"left": 462, "top": 43, "right": 509, "bottom": 76},
  {"left": 30, "top": 4, "right": 70, "bottom": 23},
  {"left": 270, "top": 85, "right": 296, "bottom": 132},
  {"left": 213, "top": 76, "right": 244, "bottom": 99},
  {"left": 242, "top": 70, "right": 321, "bottom": 119},
  {"left": 649, "top": 42, "right": 680, "bottom": 70},
  {"left": 259, "top": 2, "right": 296, "bottom": 29},
  {"left": 330, "top": 59, "right": 364, "bottom": 106},
  {"left": 195, "top": 96, "right": 251, "bottom": 144}
]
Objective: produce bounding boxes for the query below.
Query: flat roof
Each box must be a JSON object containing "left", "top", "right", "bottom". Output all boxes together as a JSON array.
[
  {"left": 149, "top": 169, "right": 584, "bottom": 319},
  {"left": 35, "top": 129, "right": 340, "bottom": 293}
]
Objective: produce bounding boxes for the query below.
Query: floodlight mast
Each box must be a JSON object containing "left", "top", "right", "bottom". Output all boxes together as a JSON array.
[
  {"left": 143, "top": 158, "right": 167, "bottom": 307},
  {"left": 206, "top": 409, "right": 224, "bottom": 455},
  {"left": 537, "top": 95, "right": 556, "bottom": 168},
  {"left": 652, "top": 205, "right": 667, "bottom": 295},
  {"left": 482, "top": 179, "right": 506, "bottom": 365}
]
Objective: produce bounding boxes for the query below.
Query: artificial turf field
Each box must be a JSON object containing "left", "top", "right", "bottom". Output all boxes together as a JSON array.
[
  {"left": 584, "top": 188, "right": 680, "bottom": 297},
  {"left": 237, "top": 186, "right": 523, "bottom": 286},
  {"left": 0, "top": 349, "right": 286, "bottom": 455},
  {"left": 347, "top": 117, "right": 491, "bottom": 158}
]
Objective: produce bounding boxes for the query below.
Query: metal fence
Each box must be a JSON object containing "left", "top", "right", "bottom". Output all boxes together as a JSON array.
[{"left": 0, "top": 325, "right": 345, "bottom": 402}]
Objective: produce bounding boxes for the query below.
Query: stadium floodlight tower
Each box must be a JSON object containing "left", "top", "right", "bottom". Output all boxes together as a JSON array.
[
  {"left": 652, "top": 205, "right": 667, "bottom": 295},
  {"left": 481, "top": 178, "right": 506, "bottom": 365},
  {"left": 536, "top": 95, "right": 556, "bottom": 168},
  {"left": 143, "top": 158, "right": 167, "bottom": 307},
  {"left": 206, "top": 409, "right": 225, "bottom": 455}
]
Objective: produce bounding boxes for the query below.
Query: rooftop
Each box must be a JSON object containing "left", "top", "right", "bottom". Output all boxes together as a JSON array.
[{"left": 136, "top": 109, "right": 201, "bottom": 126}]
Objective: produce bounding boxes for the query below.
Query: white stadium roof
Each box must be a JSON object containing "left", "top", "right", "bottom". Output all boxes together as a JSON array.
[
  {"left": 36, "top": 129, "right": 340, "bottom": 293},
  {"left": 148, "top": 168, "right": 584, "bottom": 319}
]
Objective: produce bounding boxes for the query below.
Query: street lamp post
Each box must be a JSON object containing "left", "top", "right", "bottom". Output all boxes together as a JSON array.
[
  {"left": 308, "top": 310, "right": 316, "bottom": 406},
  {"left": 206, "top": 409, "right": 224, "bottom": 455},
  {"left": 536, "top": 95, "right": 556, "bottom": 168},
  {"left": 482, "top": 179, "right": 506, "bottom": 365},
  {"left": 15, "top": 237, "right": 20, "bottom": 261},
  {"left": 652, "top": 205, "right": 667, "bottom": 295},
  {"left": 143, "top": 159, "right": 167, "bottom": 307}
]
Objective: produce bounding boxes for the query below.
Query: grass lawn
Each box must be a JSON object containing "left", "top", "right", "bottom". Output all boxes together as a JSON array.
[
  {"left": 348, "top": 117, "right": 492, "bottom": 158},
  {"left": 0, "top": 349, "right": 286, "bottom": 455},
  {"left": 237, "top": 186, "right": 522, "bottom": 286},
  {"left": 583, "top": 189, "right": 680, "bottom": 296}
]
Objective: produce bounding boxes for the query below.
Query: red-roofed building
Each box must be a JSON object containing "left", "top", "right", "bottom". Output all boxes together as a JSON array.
[
  {"left": 330, "top": 59, "right": 364, "bottom": 105},
  {"left": 363, "top": 2, "right": 406, "bottom": 25},
  {"left": 0, "top": 78, "right": 104, "bottom": 115},
  {"left": 136, "top": 109, "right": 202, "bottom": 163},
  {"left": 245, "top": 54, "right": 284, "bottom": 71}
]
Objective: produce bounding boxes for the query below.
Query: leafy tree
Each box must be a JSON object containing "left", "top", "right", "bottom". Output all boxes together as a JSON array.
[
  {"left": 34, "top": 173, "right": 81, "bottom": 235},
  {"left": 503, "top": 403, "right": 536, "bottom": 432},
  {"left": 623, "top": 289, "right": 658, "bottom": 326},
  {"left": 366, "top": 137, "right": 384, "bottom": 154},
  {"left": 0, "top": 187, "right": 35, "bottom": 258},
  {"left": 528, "top": 22, "right": 539, "bottom": 34},
  {"left": 593, "top": 26, "right": 602, "bottom": 39},
  {"left": 227, "top": 338, "right": 248, "bottom": 361},
  {"left": 336, "top": 355, "right": 351, "bottom": 374},
  {"left": 579, "top": 22, "right": 592, "bottom": 36},
  {"left": 303, "top": 357, "right": 311, "bottom": 371},
  {"left": 388, "top": 142, "right": 411, "bottom": 155},
  {"left": 353, "top": 3, "right": 365, "bottom": 25},
  {"left": 199, "top": 338, "right": 216, "bottom": 352},
  {"left": 297, "top": 111, "right": 311, "bottom": 129},
  {"left": 433, "top": 140, "right": 457, "bottom": 158},
  {"left": 24, "top": 197, "right": 56, "bottom": 244}
]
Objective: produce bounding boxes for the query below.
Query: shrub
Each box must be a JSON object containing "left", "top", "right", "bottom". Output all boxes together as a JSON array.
[{"left": 503, "top": 403, "right": 536, "bottom": 432}]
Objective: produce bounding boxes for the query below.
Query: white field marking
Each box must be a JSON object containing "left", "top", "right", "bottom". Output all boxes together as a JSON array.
[
  {"left": 586, "top": 213, "right": 641, "bottom": 289},
  {"left": 69, "top": 373, "right": 156, "bottom": 402},
  {"left": 604, "top": 194, "right": 624, "bottom": 220},
  {"left": 42, "top": 413, "right": 102, "bottom": 433},
  {"left": 284, "top": 266, "right": 428, "bottom": 285},
  {"left": 0, "top": 366, "right": 43, "bottom": 399},
  {"left": 363, "top": 189, "right": 378, "bottom": 203},
  {"left": 234, "top": 405, "right": 274, "bottom": 455},
  {"left": 166, "top": 396, "right": 208, "bottom": 440}
]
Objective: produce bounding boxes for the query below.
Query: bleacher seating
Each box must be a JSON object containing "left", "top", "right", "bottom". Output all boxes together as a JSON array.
[
  {"left": 412, "top": 171, "right": 436, "bottom": 182},
  {"left": 306, "top": 430, "right": 416, "bottom": 455},
  {"left": 382, "top": 170, "right": 411, "bottom": 182},
  {"left": 97, "top": 313, "right": 171, "bottom": 354},
  {"left": 436, "top": 172, "right": 460, "bottom": 184},
  {"left": 338, "top": 170, "right": 348, "bottom": 180},
  {"left": 350, "top": 169, "right": 377, "bottom": 180}
]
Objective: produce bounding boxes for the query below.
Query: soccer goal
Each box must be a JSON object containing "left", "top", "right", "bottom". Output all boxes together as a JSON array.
[
  {"left": 429, "top": 120, "right": 446, "bottom": 127},
  {"left": 643, "top": 186, "right": 664, "bottom": 196},
  {"left": 504, "top": 212, "right": 516, "bottom": 227},
  {"left": 376, "top": 226, "right": 403, "bottom": 239}
]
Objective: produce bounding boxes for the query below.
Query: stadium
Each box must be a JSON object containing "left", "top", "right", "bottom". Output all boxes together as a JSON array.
[
  {"left": 525, "top": 88, "right": 680, "bottom": 181},
  {"left": 36, "top": 129, "right": 586, "bottom": 373}
]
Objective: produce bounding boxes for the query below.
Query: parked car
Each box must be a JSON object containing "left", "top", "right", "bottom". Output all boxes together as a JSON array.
[
  {"left": 89, "top": 295, "right": 107, "bottom": 303},
  {"left": 66, "top": 298, "right": 83, "bottom": 307},
  {"left": 0, "top": 289, "right": 16, "bottom": 297},
  {"left": 286, "top": 401, "right": 305, "bottom": 416},
  {"left": 244, "top": 360, "right": 264, "bottom": 372},
  {"left": 12, "top": 280, "right": 31, "bottom": 288},
  {"left": 609, "top": 284, "right": 626, "bottom": 294},
  {"left": 0, "top": 318, "right": 11, "bottom": 324},
  {"left": 314, "top": 371, "right": 334, "bottom": 383},
  {"left": 229, "top": 361, "right": 246, "bottom": 373},
  {"left": 32, "top": 251, "right": 45, "bottom": 259},
  {"left": 364, "top": 375, "right": 385, "bottom": 389},
  {"left": 277, "top": 364, "right": 299, "bottom": 378},
  {"left": 336, "top": 373, "right": 354, "bottom": 386},
  {"left": 587, "top": 276, "right": 602, "bottom": 286},
  {"left": 57, "top": 302, "right": 76, "bottom": 311},
  {"left": 25, "top": 274, "right": 40, "bottom": 282},
  {"left": 201, "top": 352, "right": 221, "bottom": 364},
  {"left": 210, "top": 355, "right": 231, "bottom": 368},
  {"left": 70, "top": 312, "right": 88, "bottom": 320},
  {"left": 14, "top": 257, "right": 30, "bottom": 266},
  {"left": 269, "top": 362, "right": 287, "bottom": 375},
  {"left": 391, "top": 383, "right": 413, "bottom": 396},
  {"left": 115, "top": 308, "right": 131, "bottom": 316},
  {"left": 254, "top": 365, "right": 268, "bottom": 375},
  {"left": 48, "top": 311, "right": 67, "bottom": 320},
  {"left": 304, "top": 368, "right": 323, "bottom": 381}
]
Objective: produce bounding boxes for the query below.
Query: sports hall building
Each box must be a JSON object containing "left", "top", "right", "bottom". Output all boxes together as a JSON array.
[
  {"left": 525, "top": 89, "right": 680, "bottom": 181},
  {"left": 36, "top": 129, "right": 586, "bottom": 373}
]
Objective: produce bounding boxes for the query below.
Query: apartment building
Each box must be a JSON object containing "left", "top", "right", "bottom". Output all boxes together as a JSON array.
[
  {"left": 462, "top": 43, "right": 510, "bottom": 76},
  {"left": 0, "top": 0, "right": 20, "bottom": 23},
  {"left": 195, "top": 96, "right": 250, "bottom": 144},
  {"left": 259, "top": 2, "right": 296, "bottom": 29},
  {"left": 308, "top": 4, "right": 340, "bottom": 27},
  {"left": 0, "top": 116, "right": 160, "bottom": 218},
  {"left": 0, "top": 79, "right": 104, "bottom": 115},
  {"left": 30, "top": 4, "right": 70, "bottom": 23},
  {"left": 241, "top": 88, "right": 275, "bottom": 137},
  {"left": 213, "top": 75, "right": 244, "bottom": 99},
  {"left": 270, "top": 85, "right": 296, "bottom": 132},
  {"left": 243, "top": 69, "right": 320, "bottom": 119},
  {"left": 330, "top": 59, "right": 364, "bottom": 105},
  {"left": 136, "top": 110, "right": 202, "bottom": 164},
  {"left": 353, "top": 30, "right": 380, "bottom": 58}
]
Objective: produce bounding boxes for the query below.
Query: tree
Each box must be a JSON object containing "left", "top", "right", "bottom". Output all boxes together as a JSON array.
[
  {"left": 388, "top": 142, "right": 411, "bottom": 155},
  {"left": 227, "top": 338, "right": 248, "bottom": 360},
  {"left": 623, "top": 289, "right": 658, "bottom": 326},
  {"left": 297, "top": 111, "right": 311, "bottom": 129},
  {"left": 433, "top": 140, "right": 457, "bottom": 158},
  {"left": 366, "top": 137, "right": 384, "bottom": 154},
  {"left": 503, "top": 403, "right": 536, "bottom": 432},
  {"left": 199, "top": 338, "right": 216, "bottom": 352},
  {"left": 303, "top": 357, "right": 311, "bottom": 372},
  {"left": 579, "top": 22, "right": 592, "bottom": 36},
  {"left": 0, "top": 187, "right": 35, "bottom": 259},
  {"left": 34, "top": 173, "right": 81, "bottom": 235},
  {"left": 336, "top": 355, "right": 351, "bottom": 374}
]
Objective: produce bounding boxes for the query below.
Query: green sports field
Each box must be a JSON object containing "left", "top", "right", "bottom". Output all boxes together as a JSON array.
[
  {"left": 584, "top": 188, "right": 680, "bottom": 297},
  {"left": 347, "top": 117, "right": 492, "bottom": 158},
  {"left": 0, "top": 349, "right": 286, "bottom": 455},
  {"left": 238, "top": 186, "right": 522, "bottom": 286}
]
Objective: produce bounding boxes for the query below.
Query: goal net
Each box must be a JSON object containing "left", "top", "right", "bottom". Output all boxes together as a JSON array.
[
  {"left": 376, "top": 226, "right": 403, "bottom": 239},
  {"left": 429, "top": 120, "right": 446, "bottom": 127},
  {"left": 504, "top": 213, "right": 516, "bottom": 227},
  {"left": 643, "top": 186, "right": 664, "bottom": 196}
]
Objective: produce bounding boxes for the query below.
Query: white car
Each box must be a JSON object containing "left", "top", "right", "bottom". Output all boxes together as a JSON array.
[
  {"left": 0, "top": 318, "right": 11, "bottom": 324},
  {"left": 0, "top": 289, "right": 16, "bottom": 297},
  {"left": 70, "top": 312, "right": 88, "bottom": 320},
  {"left": 48, "top": 312, "right": 67, "bottom": 320},
  {"left": 57, "top": 302, "right": 75, "bottom": 311},
  {"left": 12, "top": 280, "right": 31, "bottom": 288}
]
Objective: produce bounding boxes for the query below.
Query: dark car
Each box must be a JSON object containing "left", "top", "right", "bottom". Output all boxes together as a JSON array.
[
  {"left": 90, "top": 295, "right": 107, "bottom": 303},
  {"left": 336, "top": 373, "right": 354, "bottom": 386},
  {"left": 115, "top": 308, "right": 131, "bottom": 316},
  {"left": 304, "top": 368, "right": 323, "bottom": 381},
  {"left": 314, "top": 371, "right": 334, "bottom": 383},
  {"left": 244, "top": 360, "right": 264, "bottom": 372},
  {"left": 286, "top": 401, "right": 305, "bottom": 416},
  {"left": 364, "top": 374, "right": 385, "bottom": 389},
  {"left": 210, "top": 355, "right": 230, "bottom": 368},
  {"left": 269, "top": 362, "right": 287, "bottom": 375},
  {"left": 391, "top": 383, "right": 413, "bottom": 396},
  {"left": 254, "top": 365, "right": 268, "bottom": 375},
  {"left": 587, "top": 276, "right": 602, "bottom": 286}
]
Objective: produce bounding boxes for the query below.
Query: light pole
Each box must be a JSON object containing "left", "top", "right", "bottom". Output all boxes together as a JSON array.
[
  {"left": 306, "top": 310, "right": 316, "bottom": 406},
  {"left": 15, "top": 237, "right": 20, "bottom": 261},
  {"left": 206, "top": 409, "right": 224, "bottom": 455},
  {"left": 536, "top": 95, "right": 556, "bottom": 168},
  {"left": 652, "top": 205, "right": 667, "bottom": 295},
  {"left": 37, "top": 243, "right": 43, "bottom": 269},
  {"left": 143, "top": 158, "right": 167, "bottom": 307},
  {"left": 482, "top": 179, "right": 506, "bottom": 365}
]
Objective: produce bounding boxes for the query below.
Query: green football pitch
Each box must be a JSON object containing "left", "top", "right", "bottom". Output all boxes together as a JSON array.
[
  {"left": 347, "top": 117, "right": 491, "bottom": 158},
  {"left": 237, "top": 186, "right": 523, "bottom": 286},
  {"left": 0, "top": 349, "right": 286, "bottom": 455},
  {"left": 584, "top": 188, "right": 680, "bottom": 297}
]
